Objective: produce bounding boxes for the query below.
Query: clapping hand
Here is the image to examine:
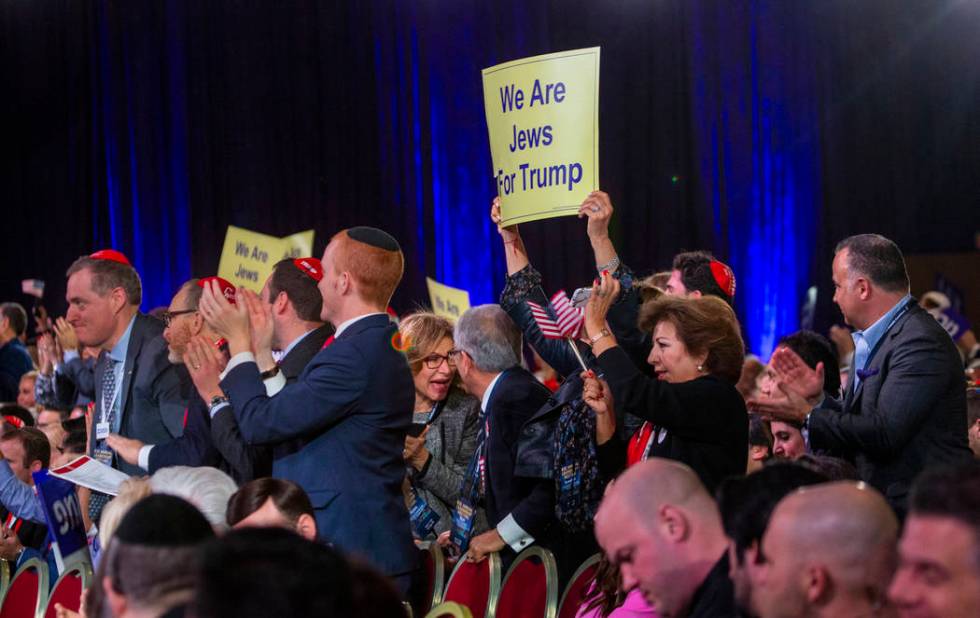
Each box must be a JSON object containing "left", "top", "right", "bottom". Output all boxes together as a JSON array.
[
  {"left": 199, "top": 280, "right": 250, "bottom": 355},
  {"left": 183, "top": 335, "right": 228, "bottom": 403}
]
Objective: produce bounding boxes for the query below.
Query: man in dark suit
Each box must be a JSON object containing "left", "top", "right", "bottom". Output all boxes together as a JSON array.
[
  {"left": 753, "top": 234, "right": 972, "bottom": 514},
  {"left": 65, "top": 250, "right": 190, "bottom": 477},
  {"left": 0, "top": 303, "right": 34, "bottom": 403},
  {"left": 450, "top": 304, "right": 554, "bottom": 564},
  {"left": 109, "top": 261, "right": 332, "bottom": 483},
  {"left": 199, "top": 228, "right": 417, "bottom": 593}
]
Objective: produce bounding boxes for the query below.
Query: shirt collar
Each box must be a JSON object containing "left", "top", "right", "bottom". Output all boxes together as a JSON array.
[
  {"left": 852, "top": 293, "right": 912, "bottom": 351},
  {"left": 109, "top": 315, "right": 137, "bottom": 363},
  {"left": 281, "top": 328, "right": 316, "bottom": 358},
  {"left": 333, "top": 312, "right": 388, "bottom": 339},
  {"left": 480, "top": 371, "right": 506, "bottom": 413}
]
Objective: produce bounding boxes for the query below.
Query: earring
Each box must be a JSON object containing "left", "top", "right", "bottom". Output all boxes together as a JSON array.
[{"left": 697, "top": 364, "right": 704, "bottom": 372}]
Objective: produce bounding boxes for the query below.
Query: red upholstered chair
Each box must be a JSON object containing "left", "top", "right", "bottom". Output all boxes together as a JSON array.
[
  {"left": 40, "top": 562, "right": 93, "bottom": 618},
  {"left": 441, "top": 552, "right": 501, "bottom": 618},
  {"left": 557, "top": 554, "right": 601, "bottom": 618},
  {"left": 495, "top": 547, "right": 559, "bottom": 618},
  {"left": 418, "top": 543, "right": 446, "bottom": 615},
  {"left": 0, "top": 557, "right": 48, "bottom": 618}
]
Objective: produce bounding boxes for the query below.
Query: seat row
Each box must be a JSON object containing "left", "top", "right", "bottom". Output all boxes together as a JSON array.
[
  {"left": 416, "top": 545, "right": 601, "bottom": 618},
  {"left": 0, "top": 558, "right": 92, "bottom": 618}
]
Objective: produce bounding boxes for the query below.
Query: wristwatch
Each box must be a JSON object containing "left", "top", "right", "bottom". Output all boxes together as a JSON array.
[
  {"left": 259, "top": 365, "right": 280, "bottom": 380},
  {"left": 208, "top": 395, "right": 230, "bottom": 411},
  {"left": 588, "top": 328, "right": 612, "bottom": 346}
]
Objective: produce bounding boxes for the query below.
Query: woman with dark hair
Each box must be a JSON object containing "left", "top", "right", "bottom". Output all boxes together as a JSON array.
[{"left": 581, "top": 273, "right": 749, "bottom": 492}]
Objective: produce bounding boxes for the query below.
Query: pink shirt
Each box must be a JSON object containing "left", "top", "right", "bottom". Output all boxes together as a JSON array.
[{"left": 575, "top": 587, "right": 659, "bottom": 618}]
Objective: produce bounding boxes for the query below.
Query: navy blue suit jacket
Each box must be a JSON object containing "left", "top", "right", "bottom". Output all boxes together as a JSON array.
[
  {"left": 146, "top": 325, "right": 332, "bottom": 483},
  {"left": 483, "top": 367, "right": 554, "bottom": 539},
  {"left": 221, "top": 314, "right": 417, "bottom": 576},
  {"left": 0, "top": 339, "right": 33, "bottom": 402}
]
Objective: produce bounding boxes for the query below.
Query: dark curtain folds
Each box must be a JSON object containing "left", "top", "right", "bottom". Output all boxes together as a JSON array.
[{"left": 2, "top": 1, "right": 977, "bottom": 356}]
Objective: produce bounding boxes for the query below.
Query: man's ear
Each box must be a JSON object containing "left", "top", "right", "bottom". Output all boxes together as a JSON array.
[
  {"left": 108, "top": 287, "right": 129, "bottom": 314},
  {"left": 804, "top": 565, "right": 830, "bottom": 604},
  {"left": 273, "top": 291, "right": 289, "bottom": 316},
  {"left": 295, "top": 513, "right": 318, "bottom": 542},
  {"left": 103, "top": 576, "right": 127, "bottom": 617},
  {"left": 29, "top": 460, "right": 43, "bottom": 474},
  {"left": 658, "top": 504, "right": 690, "bottom": 543}
]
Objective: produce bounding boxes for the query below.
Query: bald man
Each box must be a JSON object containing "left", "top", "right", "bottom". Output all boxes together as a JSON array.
[
  {"left": 594, "top": 458, "right": 735, "bottom": 617},
  {"left": 752, "top": 482, "right": 898, "bottom": 618}
]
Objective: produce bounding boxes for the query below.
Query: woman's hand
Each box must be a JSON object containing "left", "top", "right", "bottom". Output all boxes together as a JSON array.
[
  {"left": 578, "top": 190, "right": 614, "bottom": 243},
  {"left": 584, "top": 270, "right": 620, "bottom": 339},
  {"left": 581, "top": 370, "right": 616, "bottom": 444},
  {"left": 403, "top": 426, "right": 431, "bottom": 471},
  {"left": 490, "top": 197, "right": 520, "bottom": 244}
]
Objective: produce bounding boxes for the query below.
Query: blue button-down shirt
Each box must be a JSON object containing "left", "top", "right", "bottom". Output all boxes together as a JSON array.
[
  {"left": 851, "top": 293, "right": 912, "bottom": 389},
  {"left": 103, "top": 316, "right": 136, "bottom": 433}
]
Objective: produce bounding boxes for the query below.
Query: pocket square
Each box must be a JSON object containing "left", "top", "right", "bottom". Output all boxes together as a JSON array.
[{"left": 856, "top": 367, "right": 880, "bottom": 381}]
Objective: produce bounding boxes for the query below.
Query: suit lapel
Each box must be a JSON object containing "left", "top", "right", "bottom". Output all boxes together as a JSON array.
[
  {"left": 846, "top": 302, "right": 914, "bottom": 413},
  {"left": 279, "top": 324, "right": 333, "bottom": 380},
  {"left": 117, "top": 316, "right": 145, "bottom": 427}
]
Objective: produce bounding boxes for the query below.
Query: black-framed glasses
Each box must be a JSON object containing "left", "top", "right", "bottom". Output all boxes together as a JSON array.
[
  {"left": 418, "top": 352, "right": 456, "bottom": 370},
  {"left": 162, "top": 309, "right": 197, "bottom": 327}
]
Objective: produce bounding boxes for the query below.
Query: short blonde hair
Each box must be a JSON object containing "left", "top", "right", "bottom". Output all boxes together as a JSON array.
[
  {"left": 99, "top": 476, "right": 152, "bottom": 548},
  {"left": 330, "top": 229, "right": 404, "bottom": 307},
  {"left": 399, "top": 312, "right": 454, "bottom": 373}
]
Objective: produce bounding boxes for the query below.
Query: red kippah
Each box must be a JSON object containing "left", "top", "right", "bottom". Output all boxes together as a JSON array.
[
  {"left": 90, "top": 249, "right": 131, "bottom": 266},
  {"left": 709, "top": 261, "right": 736, "bottom": 298},
  {"left": 292, "top": 257, "right": 324, "bottom": 282},
  {"left": 197, "top": 276, "right": 237, "bottom": 304}
]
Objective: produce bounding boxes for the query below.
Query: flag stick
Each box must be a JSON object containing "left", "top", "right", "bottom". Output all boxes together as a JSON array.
[{"left": 566, "top": 337, "right": 589, "bottom": 372}]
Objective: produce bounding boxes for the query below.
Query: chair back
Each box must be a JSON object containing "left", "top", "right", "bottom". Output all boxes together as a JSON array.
[
  {"left": 424, "top": 601, "right": 473, "bottom": 618},
  {"left": 41, "top": 561, "right": 93, "bottom": 618},
  {"left": 442, "top": 553, "right": 501, "bottom": 618},
  {"left": 557, "top": 554, "right": 601, "bottom": 618},
  {"left": 0, "top": 557, "right": 48, "bottom": 618},
  {"left": 421, "top": 543, "right": 446, "bottom": 611},
  {"left": 495, "top": 546, "right": 558, "bottom": 618}
]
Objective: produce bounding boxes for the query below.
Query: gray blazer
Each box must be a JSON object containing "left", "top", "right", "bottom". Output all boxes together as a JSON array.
[
  {"left": 410, "top": 388, "right": 488, "bottom": 536},
  {"left": 810, "top": 301, "right": 972, "bottom": 511}
]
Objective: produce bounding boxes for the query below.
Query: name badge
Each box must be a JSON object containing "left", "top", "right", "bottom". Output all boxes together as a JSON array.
[
  {"left": 95, "top": 422, "right": 110, "bottom": 441},
  {"left": 409, "top": 495, "right": 441, "bottom": 540},
  {"left": 449, "top": 499, "right": 476, "bottom": 555}
]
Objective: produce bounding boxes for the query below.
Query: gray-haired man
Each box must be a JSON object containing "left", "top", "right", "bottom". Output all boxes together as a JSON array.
[{"left": 448, "top": 304, "right": 553, "bottom": 563}]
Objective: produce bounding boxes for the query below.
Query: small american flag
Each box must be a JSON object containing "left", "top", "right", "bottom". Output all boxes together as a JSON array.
[
  {"left": 526, "top": 300, "right": 563, "bottom": 339},
  {"left": 549, "top": 290, "right": 584, "bottom": 339},
  {"left": 21, "top": 279, "right": 44, "bottom": 299},
  {"left": 527, "top": 290, "right": 584, "bottom": 340}
]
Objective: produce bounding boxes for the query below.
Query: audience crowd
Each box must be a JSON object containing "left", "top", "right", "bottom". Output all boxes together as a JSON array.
[{"left": 0, "top": 192, "right": 976, "bottom": 617}]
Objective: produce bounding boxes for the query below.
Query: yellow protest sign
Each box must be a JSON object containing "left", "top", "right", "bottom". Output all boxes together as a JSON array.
[
  {"left": 482, "top": 47, "right": 600, "bottom": 226},
  {"left": 217, "top": 226, "right": 315, "bottom": 292},
  {"left": 426, "top": 277, "right": 471, "bottom": 322}
]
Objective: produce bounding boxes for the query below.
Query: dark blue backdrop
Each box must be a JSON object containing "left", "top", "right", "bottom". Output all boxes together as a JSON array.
[{"left": 3, "top": 0, "right": 977, "bottom": 358}]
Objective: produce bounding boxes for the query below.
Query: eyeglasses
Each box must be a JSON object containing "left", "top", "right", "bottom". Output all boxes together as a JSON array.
[
  {"left": 418, "top": 351, "right": 457, "bottom": 370},
  {"left": 161, "top": 309, "right": 197, "bottom": 327}
]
